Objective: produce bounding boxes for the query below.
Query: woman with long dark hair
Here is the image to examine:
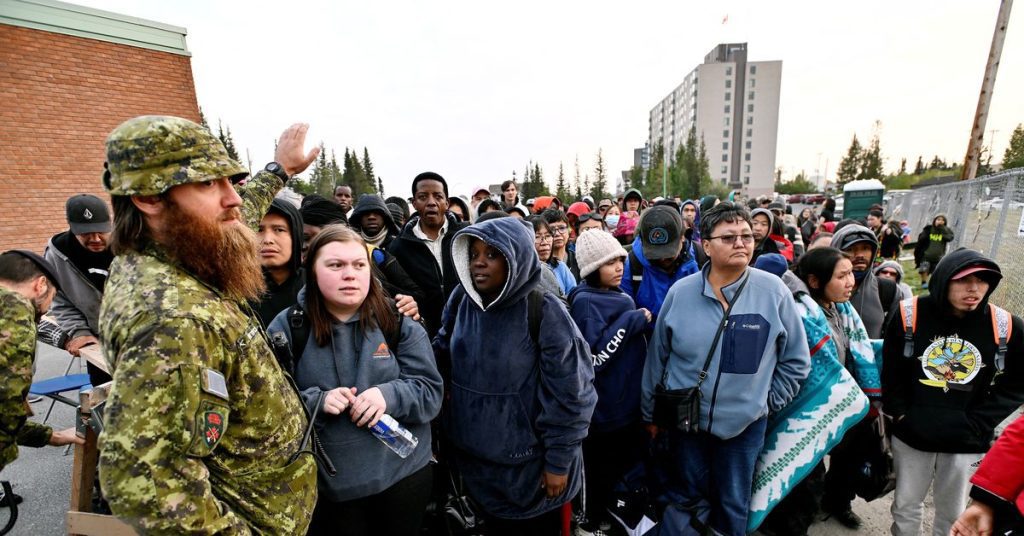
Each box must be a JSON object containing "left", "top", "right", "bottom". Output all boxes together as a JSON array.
[
  {"left": 268, "top": 225, "right": 443, "bottom": 536},
  {"left": 759, "top": 247, "right": 878, "bottom": 533}
]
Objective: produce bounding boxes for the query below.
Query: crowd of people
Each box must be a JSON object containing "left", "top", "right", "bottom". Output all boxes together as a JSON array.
[{"left": 0, "top": 115, "right": 1022, "bottom": 536}]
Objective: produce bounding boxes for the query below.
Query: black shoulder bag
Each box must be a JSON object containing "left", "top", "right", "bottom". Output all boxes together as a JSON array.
[{"left": 652, "top": 274, "right": 749, "bottom": 433}]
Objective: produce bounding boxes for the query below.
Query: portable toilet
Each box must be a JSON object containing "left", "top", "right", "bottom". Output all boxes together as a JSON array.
[{"left": 842, "top": 179, "right": 885, "bottom": 220}]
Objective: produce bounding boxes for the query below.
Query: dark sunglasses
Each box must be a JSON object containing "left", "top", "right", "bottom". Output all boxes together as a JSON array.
[{"left": 578, "top": 212, "right": 604, "bottom": 223}]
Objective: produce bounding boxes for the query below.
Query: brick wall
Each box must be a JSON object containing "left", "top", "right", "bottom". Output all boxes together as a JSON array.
[{"left": 0, "top": 24, "right": 200, "bottom": 252}]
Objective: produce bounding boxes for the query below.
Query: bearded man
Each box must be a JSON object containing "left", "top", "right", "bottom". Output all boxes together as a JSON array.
[{"left": 96, "top": 116, "right": 321, "bottom": 534}]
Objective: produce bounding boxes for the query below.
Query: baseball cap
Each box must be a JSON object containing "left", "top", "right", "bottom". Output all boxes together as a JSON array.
[
  {"left": 66, "top": 194, "right": 112, "bottom": 234},
  {"left": 638, "top": 206, "right": 683, "bottom": 260},
  {"left": 952, "top": 264, "right": 1001, "bottom": 281}
]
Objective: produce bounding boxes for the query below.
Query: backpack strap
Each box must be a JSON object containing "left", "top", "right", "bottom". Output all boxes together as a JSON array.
[
  {"left": 527, "top": 289, "right": 544, "bottom": 346},
  {"left": 990, "top": 304, "right": 1012, "bottom": 372},
  {"left": 383, "top": 305, "right": 405, "bottom": 357},
  {"left": 627, "top": 249, "right": 642, "bottom": 300},
  {"left": 284, "top": 304, "right": 310, "bottom": 372},
  {"left": 898, "top": 297, "right": 917, "bottom": 359}
]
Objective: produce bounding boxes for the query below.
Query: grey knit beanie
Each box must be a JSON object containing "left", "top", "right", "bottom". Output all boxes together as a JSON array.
[{"left": 576, "top": 230, "right": 627, "bottom": 278}]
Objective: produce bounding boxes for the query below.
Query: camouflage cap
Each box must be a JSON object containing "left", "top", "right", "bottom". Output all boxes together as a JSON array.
[{"left": 103, "top": 115, "right": 249, "bottom": 196}]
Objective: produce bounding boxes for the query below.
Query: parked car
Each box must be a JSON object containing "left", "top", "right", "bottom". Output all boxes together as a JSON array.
[
  {"left": 804, "top": 193, "right": 827, "bottom": 204},
  {"left": 787, "top": 194, "right": 805, "bottom": 204}
]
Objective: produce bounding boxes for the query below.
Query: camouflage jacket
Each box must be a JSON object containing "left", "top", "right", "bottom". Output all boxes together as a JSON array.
[
  {"left": 98, "top": 171, "right": 317, "bottom": 534},
  {"left": 0, "top": 287, "right": 53, "bottom": 472}
]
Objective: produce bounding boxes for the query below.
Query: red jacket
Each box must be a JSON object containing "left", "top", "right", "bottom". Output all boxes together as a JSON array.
[
  {"left": 769, "top": 233, "right": 795, "bottom": 262},
  {"left": 970, "top": 414, "right": 1024, "bottom": 516}
]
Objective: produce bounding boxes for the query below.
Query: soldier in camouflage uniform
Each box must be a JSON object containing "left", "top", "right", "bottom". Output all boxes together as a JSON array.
[
  {"left": 0, "top": 250, "right": 83, "bottom": 474},
  {"left": 97, "top": 116, "right": 321, "bottom": 534}
]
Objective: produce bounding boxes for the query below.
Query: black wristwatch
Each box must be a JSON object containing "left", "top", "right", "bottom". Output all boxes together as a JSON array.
[{"left": 264, "top": 162, "right": 289, "bottom": 183}]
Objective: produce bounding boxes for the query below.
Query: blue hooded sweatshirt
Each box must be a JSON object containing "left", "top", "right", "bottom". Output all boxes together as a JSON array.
[
  {"left": 568, "top": 282, "right": 648, "bottom": 432},
  {"left": 619, "top": 237, "right": 700, "bottom": 321},
  {"left": 642, "top": 265, "right": 811, "bottom": 440},
  {"left": 433, "top": 218, "right": 597, "bottom": 519}
]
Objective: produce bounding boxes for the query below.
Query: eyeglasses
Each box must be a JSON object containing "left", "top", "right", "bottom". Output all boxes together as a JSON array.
[
  {"left": 535, "top": 234, "right": 553, "bottom": 243},
  {"left": 549, "top": 225, "right": 569, "bottom": 235},
  {"left": 707, "top": 234, "right": 755, "bottom": 244}
]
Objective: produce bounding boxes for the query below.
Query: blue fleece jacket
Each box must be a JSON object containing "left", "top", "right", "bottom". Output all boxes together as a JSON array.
[
  {"left": 619, "top": 237, "right": 700, "bottom": 321},
  {"left": 641, "top": 266, "right": 810, "bottom": 440},
  {"left": 550, "top": 259, "right": 577, "bottom": 295},
  {"left": 433, "top": 218, "right": 597, "bottom": 520},
  {"left": 267, "top": 289, "right": 443, "bottom": 502},
  {"left": 568, "top": 282, "right": 648, "bottom": 433}
]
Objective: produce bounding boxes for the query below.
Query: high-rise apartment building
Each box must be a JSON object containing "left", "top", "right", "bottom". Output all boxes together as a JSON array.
[{"left": 648, "top": 43, "right": 781, "bottom": 197}]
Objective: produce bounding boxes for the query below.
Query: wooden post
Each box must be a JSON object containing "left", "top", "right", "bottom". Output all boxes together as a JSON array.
[
  {"left": 69, "top": 391, "right": 96, "bottom": 514},
  {"left": 961, "top": 0, "right": 1014, "bottom": 180},
  {"left": 67, "top": 383, "right": 135, "bottom": 535}
]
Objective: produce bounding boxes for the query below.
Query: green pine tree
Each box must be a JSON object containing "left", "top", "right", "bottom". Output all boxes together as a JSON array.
[
  {"left": 555, "top": 162, "right": 571, "bottom": 201},
  {"left": 914, "top": 156, "right": 925, "bottom": 175},
  {"left": 836, "top": 134, "right": 863, "bottom": 185},
  {"left": 217, "top": 120, "right": 241, "bottom": 162},
  {"left": 590, "top": 149, "right": 608, "bottom": 200},
  {"left": 1003, "top": 124, "right": 1024, "bottom": 170},
  {"left": 309, "top": 142, "right": 332, "bottom": 197},
  {"left": 857, "top": 134, "right": 884, "bottom": 181},
  {"left": 362, "top": 148, "right": 377, "bottom": 194},
  {"left": 573, "top": 156, "right": 583, "bottom": 200}
]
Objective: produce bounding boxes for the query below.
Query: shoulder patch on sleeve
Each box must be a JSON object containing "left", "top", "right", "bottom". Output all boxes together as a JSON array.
[{"left": 201, "top": 368, "right": 229, "bottom": 400}]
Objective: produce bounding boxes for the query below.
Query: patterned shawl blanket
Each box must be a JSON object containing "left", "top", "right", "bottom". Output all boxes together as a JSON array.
[{"left": 747, "top": 293, "right": 878, "bottom": 532}]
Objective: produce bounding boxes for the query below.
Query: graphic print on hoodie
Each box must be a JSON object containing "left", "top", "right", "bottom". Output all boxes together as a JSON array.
[
  {"left": 882, "top": 248, "right": 1024, "bottom": 453},
  {"left": 568, "top": 282, "right": 648, "bottom": 433}
]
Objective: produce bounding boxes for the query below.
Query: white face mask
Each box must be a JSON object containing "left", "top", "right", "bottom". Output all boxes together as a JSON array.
[{"left": 605, "top": 214, "right": 620, "bottom": 228}]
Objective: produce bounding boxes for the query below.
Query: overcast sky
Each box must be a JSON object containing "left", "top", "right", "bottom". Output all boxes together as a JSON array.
[{"left": 77, "top": 0, "right": 1024, "bottom": 197}]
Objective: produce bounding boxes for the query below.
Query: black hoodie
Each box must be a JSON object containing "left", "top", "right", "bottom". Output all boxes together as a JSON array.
[
  {"left": 882, "top": 248, "right": 1024, "bottom": 453},
  {"left": 253, "top": 198, "right": 305, "bottom": 327},
  {"left": 349, "top": 194, "right": 400, "bottom": 250}
]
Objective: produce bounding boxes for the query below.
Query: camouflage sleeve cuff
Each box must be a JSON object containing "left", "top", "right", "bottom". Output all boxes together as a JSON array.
[
  {"left": 17, "top": 421, "right": 53, "bottom": 448},
  {"left": 240, "top": 170, "right": 284, "bottom": 231}
]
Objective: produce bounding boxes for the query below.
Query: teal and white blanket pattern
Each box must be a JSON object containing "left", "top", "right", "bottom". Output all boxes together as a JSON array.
[{"left": 747, "top": 294, "right": 877, "bottom": 532}]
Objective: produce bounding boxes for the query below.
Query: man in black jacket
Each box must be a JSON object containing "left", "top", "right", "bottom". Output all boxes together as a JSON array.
[
  {"left": 821, "top": 222, "right": 900, "bottom": 528},
  {"left": 883, "top": 248, "right": 1024, "bottom": 536},
  {"left": 389, "top": 172, "right": 467, "bottom": 337}
]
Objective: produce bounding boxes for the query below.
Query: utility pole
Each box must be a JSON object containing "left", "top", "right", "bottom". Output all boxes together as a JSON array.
[{"left": 961, "top": 0, "right": 1013, "bottom": 180}]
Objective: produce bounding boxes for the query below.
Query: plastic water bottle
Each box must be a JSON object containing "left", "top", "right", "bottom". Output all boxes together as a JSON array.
[{"left": 369, "top": 414, "right": 418, "bottom": 458}]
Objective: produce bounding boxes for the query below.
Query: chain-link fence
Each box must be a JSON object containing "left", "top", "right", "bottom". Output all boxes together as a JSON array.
[{"left": 886, "top": 168, "right": 1024, "bottom": 315}]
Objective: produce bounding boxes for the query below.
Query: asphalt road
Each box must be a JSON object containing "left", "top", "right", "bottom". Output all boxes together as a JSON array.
[{"left": 10, "top": 343, "right": 1020, "bottom": 535}]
